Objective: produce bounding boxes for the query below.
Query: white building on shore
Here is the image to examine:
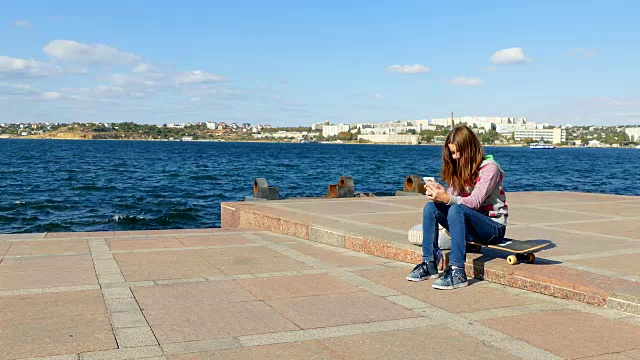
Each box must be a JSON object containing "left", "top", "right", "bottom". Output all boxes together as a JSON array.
[
  {"left": 322, "top": 124, "right": 350, "bottom": 137},
  {"left": 357, "top": 134, "right": 419, "bottom": 144},
  {"left": 624, "top": 127, "right": 640, "bottom": 142},
  {"left": 514, "top": 128, "right": 566, "bottom": 144}
]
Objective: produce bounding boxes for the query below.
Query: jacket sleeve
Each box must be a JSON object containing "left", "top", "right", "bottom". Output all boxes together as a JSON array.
[{"left": 447, "top": 164, "right": 501, "bottom": 210}]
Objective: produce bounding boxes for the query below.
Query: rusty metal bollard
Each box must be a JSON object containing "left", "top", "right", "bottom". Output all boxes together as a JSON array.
[
  {"left": 403, "top": 175, "right": 426, "bottom": 193},
  {"left": 327, "top": 176, "right": 355, "bottom": 198},
  {"left": 253, "top": 178, "right": 279, "bottom": 200},
  {"left": 395, "top": 175, "right": 426, "bottom": 196}
]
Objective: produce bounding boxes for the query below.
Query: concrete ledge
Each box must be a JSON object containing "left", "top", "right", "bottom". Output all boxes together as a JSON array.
[{"left": 220, "top": 193, "right": 640, "bottom": 313}]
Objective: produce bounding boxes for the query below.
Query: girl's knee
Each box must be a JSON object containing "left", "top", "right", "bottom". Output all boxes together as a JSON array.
[{"left": 447, "top": 204, "right": 464, "bottom": 219}]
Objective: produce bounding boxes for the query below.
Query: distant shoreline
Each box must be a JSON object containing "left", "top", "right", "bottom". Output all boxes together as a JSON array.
[{"left": 0, "top": 137, "right": 636, "bottom": 148}]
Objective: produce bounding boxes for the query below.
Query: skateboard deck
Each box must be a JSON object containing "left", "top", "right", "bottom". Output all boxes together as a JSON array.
[{"left": 466, "top": 239, "right": 549, "bottom": 265}]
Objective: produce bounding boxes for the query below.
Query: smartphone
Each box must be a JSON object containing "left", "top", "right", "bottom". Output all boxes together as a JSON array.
[{"left": 423, "top": 177, "right": 436, "bottom": 185}]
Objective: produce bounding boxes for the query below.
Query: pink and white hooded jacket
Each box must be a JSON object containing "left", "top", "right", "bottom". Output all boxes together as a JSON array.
[{"left": 446, "top": 155, "right": 508, "bottom": 225}]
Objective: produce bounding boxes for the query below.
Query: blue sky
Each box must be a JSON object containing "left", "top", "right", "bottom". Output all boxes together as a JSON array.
[{"left": 1, "top": 1, "right": 638, "bottom": 126}]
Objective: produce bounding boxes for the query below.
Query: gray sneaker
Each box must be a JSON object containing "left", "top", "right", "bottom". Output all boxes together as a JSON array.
[
  {"left": 406, "top": 261, "right": 439, "bottom": 281},
  {"left": 432, "top": 267, "right": 468, "bottom": 289}
]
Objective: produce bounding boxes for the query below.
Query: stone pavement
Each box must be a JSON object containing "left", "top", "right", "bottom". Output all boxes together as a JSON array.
[
  {"left": 222, "top": 192, "right": 640, "bottom": 314},
  {"left": 1, "top": 228, "right": 639, "bottom": 359}
]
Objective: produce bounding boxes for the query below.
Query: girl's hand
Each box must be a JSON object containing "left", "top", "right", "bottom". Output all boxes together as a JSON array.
[{"left": 426, "top": 183, "right": 449, "bottom": 203}]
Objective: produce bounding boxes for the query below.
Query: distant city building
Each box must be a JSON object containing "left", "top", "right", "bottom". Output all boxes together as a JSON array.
[
  {"left": 514, "top": 128, "right": 566, "bottom": 144},
  {"left": 206, "top": 122, "right": 217, "bottom": 130},
  {"left": 431, "top": 118, "right": 454, "bottom": 127},
  {"left": 357, "top": 134, "right": 419, "bottom": 145},
  {"left": 312, "top": 120, "right": 330, "bottom": 130},
  {"left": 322, "top": 124, "right": 350, "bottom": 137}
]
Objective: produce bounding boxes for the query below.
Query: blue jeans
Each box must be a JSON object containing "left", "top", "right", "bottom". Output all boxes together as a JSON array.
[{"left": 422, "top": 202, "right": 506, "bottom": 268}]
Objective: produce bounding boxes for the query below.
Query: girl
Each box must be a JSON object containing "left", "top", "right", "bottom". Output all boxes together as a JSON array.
[{"left": 406, "top": 125, "right": 508, "bottom": 289}]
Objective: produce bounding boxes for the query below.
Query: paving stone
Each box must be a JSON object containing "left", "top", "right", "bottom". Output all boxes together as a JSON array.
[
  {"left": 0, "top": 268, "right": 98, "bottom": 291},
  {"left": 162, "top": 337, "right": 241, "bottom": 356},
  {"left": 132, "top": 281, "right": 256, "bottom": 310},
  {"left": 287, "top": 243, "right": 383, "bottom": 267},
  {"left": 319, "top": 326, "right": 517, "bottom": 359},
  {"left": 509, "top": 206, "right": 607, "bottom": 225},
  {"left": 0, "top": 254, "right": 94, "bottom": 272},
  {"left": 6, "top": 240, "right": 90, "bottom": 256},
  {"left": 548, "top": 202, "right": 640, "bottom": 218},
  {"left": 119, "top": 262, "right": 224, "bottom": 282},
  {"left": 571, "top": 254, "right": 640, "bottom": 277},
  {"left": 114, "top": 326, "right": 158, "bottom": 348},
  {"left": 282, "top": 200, "right": 407, "bottom": 216},
  {"left": 505, "top": 226, "right": 639, "bottom": 257},
  {"left": 79, "top": 346, "right": 163, "bottom": 360},
  {"left": 110, "top": 311, "right": 149, "bottom": 328},
  {"left": 254, "top": 232, "right": 303, "bottom": 244},
  {"left": 0, "top": 314, "right": 116, "bottom": 359},
  {"left": 197, "top": 245, "right": 283, "bottom": 260},
  {"left": 0, "top": 290, "right": 106, "bottom": 323},
  {"left": 355, "top": 267, "right": 538, "bottom": 313},
  {"left": 480, "top": 309, "right": 640, "bottom": 359},
  {"left": 175, "top": 234, "right": 255, "bottom": 247},
  {"left": 264, "top": 292, "right": 419, "bottom": 329},
  {"left": 46, "top": 232, "right": 112, "bottom": 239},
  {"left": 212, "top": 255, "right": 313, "bottom": 276},
  {"left": 143, "top": 301, "right": 298, "bottom": 344},
  {"left": 341, "top": 212, "right": 423, "bottom": 232},
  {"left": 168, "top": 340, "right": 336, "bottom": 360},
  {"left": 554, "top": 219, "right": 640, "bottom": 240},
  {"left": 235, "top": 273, "right": 363, "bottom": 300},
  {"left": 98, "top": 273, "right": 127, "bottom": 284},
  {"left": 114, "top": 251, "right": 207, "bottom": 266},
  {"left": 108, "top": 238, "right": 186, "bottom": 251},
  {"left": 106, "top": 298, "right": 142, "bottom": 313}
]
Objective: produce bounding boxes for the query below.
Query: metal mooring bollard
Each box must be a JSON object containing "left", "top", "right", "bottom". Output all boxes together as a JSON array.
[
  {"left": 327, "top": 176, "right": 355, "bottom": 198},
  {"left": 403, "top": 175, "right": 426, "bottom": 193},
  {"left": 395, "top": 175, "right": 426, "bottom": 196},
  {"left": 252, "top": 178, "right": 279, "bottom": 200}
]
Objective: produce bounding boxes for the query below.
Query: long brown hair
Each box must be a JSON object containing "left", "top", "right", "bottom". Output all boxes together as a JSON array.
[{"left": 441, "top": 125, "right": 484, "bottom": 193}]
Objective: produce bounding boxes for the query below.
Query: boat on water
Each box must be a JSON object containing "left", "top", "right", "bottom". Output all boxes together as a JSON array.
[
  {"left": 636, "top": 145, "right": 640, "bottom": 149},
  {"left": 529, "top": 142, "right": 556, "bottom": 149}
]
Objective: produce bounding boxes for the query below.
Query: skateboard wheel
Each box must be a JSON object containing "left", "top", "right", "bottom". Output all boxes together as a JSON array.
[
  {"left": 526, "top": 253, "right": 535, "bottom": 264},
  {"left": 507, "top": 255, "right": 518, "bottom": 265}
]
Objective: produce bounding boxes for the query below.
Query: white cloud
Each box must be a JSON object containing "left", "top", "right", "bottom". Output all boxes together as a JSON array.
[
  {"left": 490, "top": 48, "right": 530, "bottom": 64},
  {"left": 564, "top": 48, "right": 597, "bottom": 58},
  {"left": 0, "top": 55, "right": 60, "bottom": 78},
  {"left": 108, "top": 73, "right": 159, "bottom": 87},
  {"left": 132, "top": 62, "right": 155, "bottom": 73},
  {"left": 189, "top": 97, "right": 201, "bottom": 102},
  {"left": 386, "top": 64, "right": 430, "bottom": 74},
  {"left": 448, "top": 77, "right": 484, "bottom": 86},
  {"left": 372, "top": 94, "right": 384, "bottom": 99},
  {"left": 607, "top": 99, "right": 640, "bottom": 106},
  {"left": 41, "top": 91, "right": 62, "bottom": 100},
  {"left": 175, "top": 70, "right": 224, "bottom": 84},
  {"left": 43, "top": 40, "right": 142, "bottom": 65},
  {"left": 60, "top": 85, "right": 126, "bottom": 100},
  {"left": 0, "top": 83, "right": 36, "bottom": 95},
  {"left": 13, "top": 20, "right": 33, "bottom": 29}
]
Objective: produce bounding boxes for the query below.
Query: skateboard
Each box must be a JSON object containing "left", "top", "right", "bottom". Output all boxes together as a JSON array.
[{"left": 466, "top": 239, "right": 549, "bottom": 265}]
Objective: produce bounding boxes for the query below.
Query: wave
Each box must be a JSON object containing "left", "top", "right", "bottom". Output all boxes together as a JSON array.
[{"left": 108, "top": 214, "right": 147, "bottom": 224}]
